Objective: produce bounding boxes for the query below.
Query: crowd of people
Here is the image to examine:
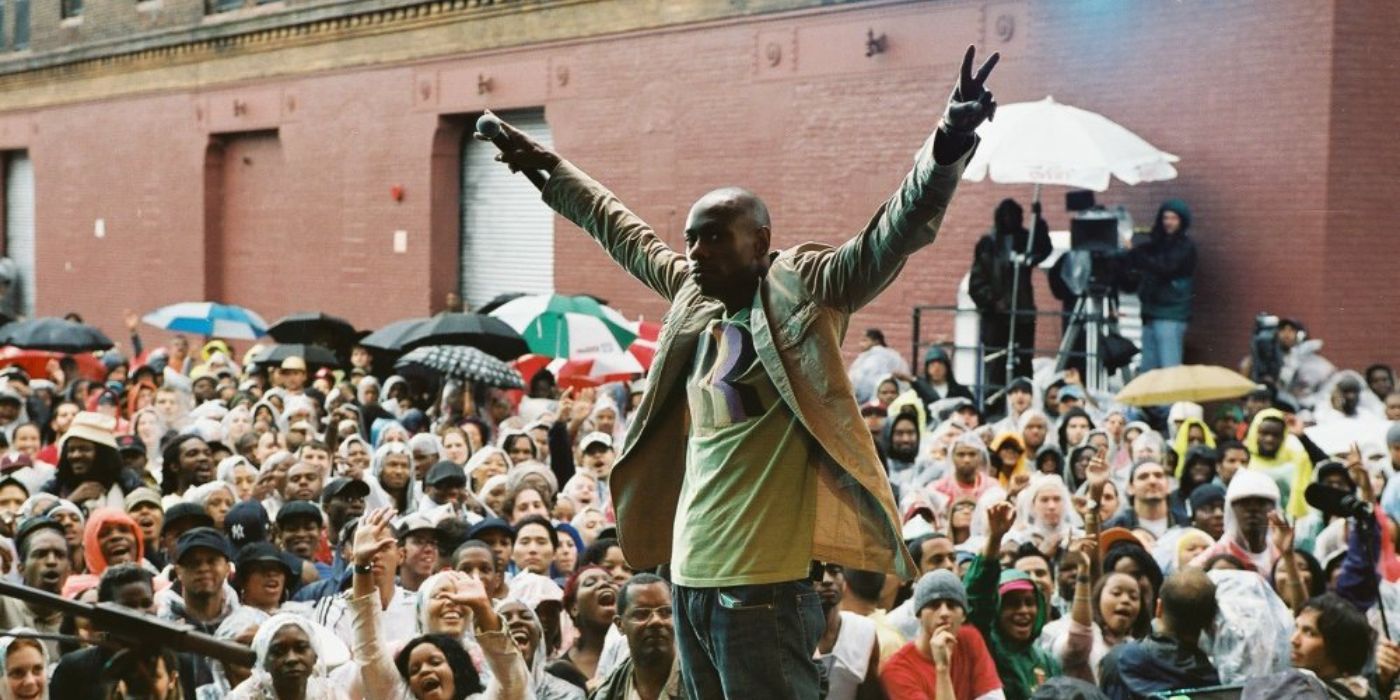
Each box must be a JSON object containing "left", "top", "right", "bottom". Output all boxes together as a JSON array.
[
  {"left": 848, "top": 330, "right": 1400, "bottom": 699},
  {"left": 0, "top": 309, "right": 1391, "bottom": 700},
  {"left": 0, "top": 335, "right": 657, "bottom": 700},
  {"left": 3, "top": 42, "right": 1399, "bottom": 700}
]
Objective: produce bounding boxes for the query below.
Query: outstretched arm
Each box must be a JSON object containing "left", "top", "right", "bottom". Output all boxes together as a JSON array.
[
  {"left": 799, "top": 46, "right": 999, "bottom": 312},
  {"left": 482, "top": 116, "right": 688, "bottom": 301}
]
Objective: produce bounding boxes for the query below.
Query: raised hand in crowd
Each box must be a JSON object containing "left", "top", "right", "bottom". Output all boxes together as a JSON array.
[
  {"left": 1346, "top": 442, "right": 1376, "bottom": 503},
  {"left": 1270, "top": 509, "right": 1306, "bottom": 612},
  {"left": 352, "top": 506, "right": 399, "bottom": 600},
  {"left": 441, "top": 570, "right": 501, "bottom": 633},
  {"left": 984, "top": 500, "right": 1017, "bottom": 559}
]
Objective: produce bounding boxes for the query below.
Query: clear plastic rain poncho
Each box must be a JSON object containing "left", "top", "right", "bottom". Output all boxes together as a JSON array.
[
  {"left": 1368, "top": 579, "right": 1400, "bottom": 641},
  {"left": 1205, "top": 569, "right": 1295, "bottom": 684}
]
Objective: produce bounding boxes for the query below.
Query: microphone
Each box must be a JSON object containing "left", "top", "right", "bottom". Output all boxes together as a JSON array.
[
  {"left": 475, "top": 113, "right": 547, "bottom": 191},
  {"left": 1304, "top": 482, "right": 1372, "bottom": 519}
]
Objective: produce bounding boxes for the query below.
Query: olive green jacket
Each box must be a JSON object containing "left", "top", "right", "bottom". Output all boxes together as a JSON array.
[{"left": 540, "top": 131, "right": 974, "bottom": 580}]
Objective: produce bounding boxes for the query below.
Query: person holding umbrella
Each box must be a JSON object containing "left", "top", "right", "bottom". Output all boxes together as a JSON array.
[{"left": 484, "top": 45, "right": 1000, "bottom": 697}]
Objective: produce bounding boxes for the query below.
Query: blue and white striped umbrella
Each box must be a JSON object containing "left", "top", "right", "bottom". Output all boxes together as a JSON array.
[{"left": 142, "top": 302, "right": 269, "bottom": 340}]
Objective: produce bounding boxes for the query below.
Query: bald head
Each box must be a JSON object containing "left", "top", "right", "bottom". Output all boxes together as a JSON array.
[
  {"left": 692, "top": 187, "right": 771, "bottom": 230},
  {"left": 684, "top": 187, "right": 773, "bottom": 311},
  {"left": 1159, "top": 568, "right": 1216, "bottom": 639}
]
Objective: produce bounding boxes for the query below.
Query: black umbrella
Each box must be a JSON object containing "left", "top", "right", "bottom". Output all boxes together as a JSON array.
[
  {"left": 475, "top": 292, "right": 527, "bottom": 316},
  {"left": 250, "top": 344, "right": 339, "bottom": 370},
  {"left": 359, "top": 318, "right": 425, "bottom": 353},
  {"left": 398, "top": 313, "right": 528, "bottom": 360},
  {"left": 0, "top": 317, "right": 114, "bottom": 353},
  {"left": 267, "top": 312, "right": 357, "bottom": 347},
  {"left": 395, "top": 345, "right": 524, "bottom": 389}
]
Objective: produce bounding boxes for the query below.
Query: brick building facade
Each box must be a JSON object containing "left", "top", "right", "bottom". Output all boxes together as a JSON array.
[{"left": 0, "top": 0, "right": 1395, "bottom": 371}]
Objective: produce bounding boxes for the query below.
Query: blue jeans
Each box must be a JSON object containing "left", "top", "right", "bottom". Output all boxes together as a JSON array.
[
  {"left": 1140, "top": 318, "right": 1187, "bottom": 372},
  {"left": 673, "top": 580, "right": 826, "bottom": 699}
]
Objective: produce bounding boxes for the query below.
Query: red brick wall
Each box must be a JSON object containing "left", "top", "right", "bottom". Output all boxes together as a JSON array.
[
  {"left": 1322, "top": 0, "right": 1400, "bottom": 370},
  {"left": 3, "top": 0, "right": 1395, "bottom": 370}
]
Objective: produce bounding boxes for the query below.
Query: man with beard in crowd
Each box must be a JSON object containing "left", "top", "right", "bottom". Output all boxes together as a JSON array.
[
  {"left": 156, "top": 527, "right": 237, "bottom": 694},
  {"left": 884, "top": 410, "right": 928, "bottom": 498},
  {"left": 931, "top": 433, "right": 997, "bottom": 504},
  {"left": 1105, "top": 460, "right": 1184, "bottom": 538},
  {"left": 161, "top": 433, "right": 216, "bottom": 498}
]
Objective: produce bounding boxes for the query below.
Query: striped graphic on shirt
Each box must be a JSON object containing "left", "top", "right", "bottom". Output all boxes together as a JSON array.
[{"left": 695, "top": 321, "right": 766, "bottom": 433}]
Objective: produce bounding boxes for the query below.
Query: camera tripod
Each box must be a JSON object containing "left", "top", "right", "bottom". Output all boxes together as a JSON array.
[{"left": 1054, "top": 285, "right": 1120, "bottom": 396}]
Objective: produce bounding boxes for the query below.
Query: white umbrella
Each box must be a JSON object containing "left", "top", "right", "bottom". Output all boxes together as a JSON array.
[
  {"left": 961, "top": 97, "right": 1181, "bottom": 401},
  {"left": 963, "top": 96, "right": 1180, "bottom": 192}
]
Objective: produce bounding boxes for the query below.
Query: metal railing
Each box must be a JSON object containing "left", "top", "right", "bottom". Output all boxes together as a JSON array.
[{"left": 910, "top": 297, "right": 1142, "bottom": 412}]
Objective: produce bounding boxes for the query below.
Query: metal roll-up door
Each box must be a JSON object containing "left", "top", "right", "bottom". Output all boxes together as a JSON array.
[
  {"left": 4, "top": 153, "right": 35, "bottom": 318},
  {"left": 459, "top": 109, "right": 554, "bottom": 309}
]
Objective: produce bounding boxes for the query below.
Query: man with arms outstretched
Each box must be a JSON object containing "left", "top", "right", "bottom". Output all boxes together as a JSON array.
[{"left": 487, "top": 45, "right": 999, "bottom": 699}]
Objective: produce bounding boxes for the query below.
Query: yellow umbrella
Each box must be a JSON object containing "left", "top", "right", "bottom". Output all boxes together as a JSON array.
[{"left": 1114, "top": 365, "right": 1257, "bottom": 407}]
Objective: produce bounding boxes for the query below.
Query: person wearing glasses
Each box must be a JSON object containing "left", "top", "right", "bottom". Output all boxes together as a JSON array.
[{"left": 592, "top": 573, "right": 685, "bottom": 700}]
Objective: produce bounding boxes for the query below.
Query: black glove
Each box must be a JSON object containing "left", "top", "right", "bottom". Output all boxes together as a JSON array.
[{"left": 939, "top": 46, "right": 1000, "bottom": 137}]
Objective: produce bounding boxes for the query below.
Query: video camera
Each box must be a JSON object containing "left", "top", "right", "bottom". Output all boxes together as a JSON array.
[{"left": 1060, "top": 190, "right": 1128, "bottom": 294}]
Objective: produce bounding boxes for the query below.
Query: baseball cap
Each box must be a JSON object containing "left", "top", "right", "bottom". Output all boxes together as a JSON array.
[
  {"left": 280, "top": 357, "right": 308, "bottom": 372},
  {"left": 0, "top": 453, "right": 33, "bottom": 473},
  {"left": 14, "top": 516, "right": 66, "bottom": 557},
  {"left": 1098, "top": 527, "right": 1140, "bottom": 558},
  {"left": 123, "top": 487, "right": 162, "bottom": 511},
  {"left": 175, "top": 527, "right": 233, "bottom": 564},
  {"left": 322, "top": 478, "right": 370, "bottom": 504},
  {"left": 466, "top": 517, "right": 514, "bottom": 542},
  {"left": 116, "top": 435, "right": 147, "bottom": 456},
  {"left": 1058, "top": 385, "right": 1087, "bottom": 402},
  {"left": 1188, "top": 483, "right": 1226, "bottom": 512},
  {"left": 579, "top": 432, "right": 613, "bottom": 452},
  {"left": 396, "top": 513, "right": 440, "bottom": 543},
  {"left": 275, "top": 500, "right": 324, "bottom": 527},
  {"left": 224, "top": 499, "right": 271, "bottom": 550},
  {"left": 234, "top": 541, "right": 296, "bottom": 582},
  {"left": 425, "top": 461, "right": 467, "bottom": 488},
  {"left": 161, "top": 502, "right": 215, "bottom": 537}
]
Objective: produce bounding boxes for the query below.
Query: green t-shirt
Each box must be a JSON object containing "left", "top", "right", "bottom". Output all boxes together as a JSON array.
[{"left": 672, "top": 304, "right": 818, "bottom": 587}]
